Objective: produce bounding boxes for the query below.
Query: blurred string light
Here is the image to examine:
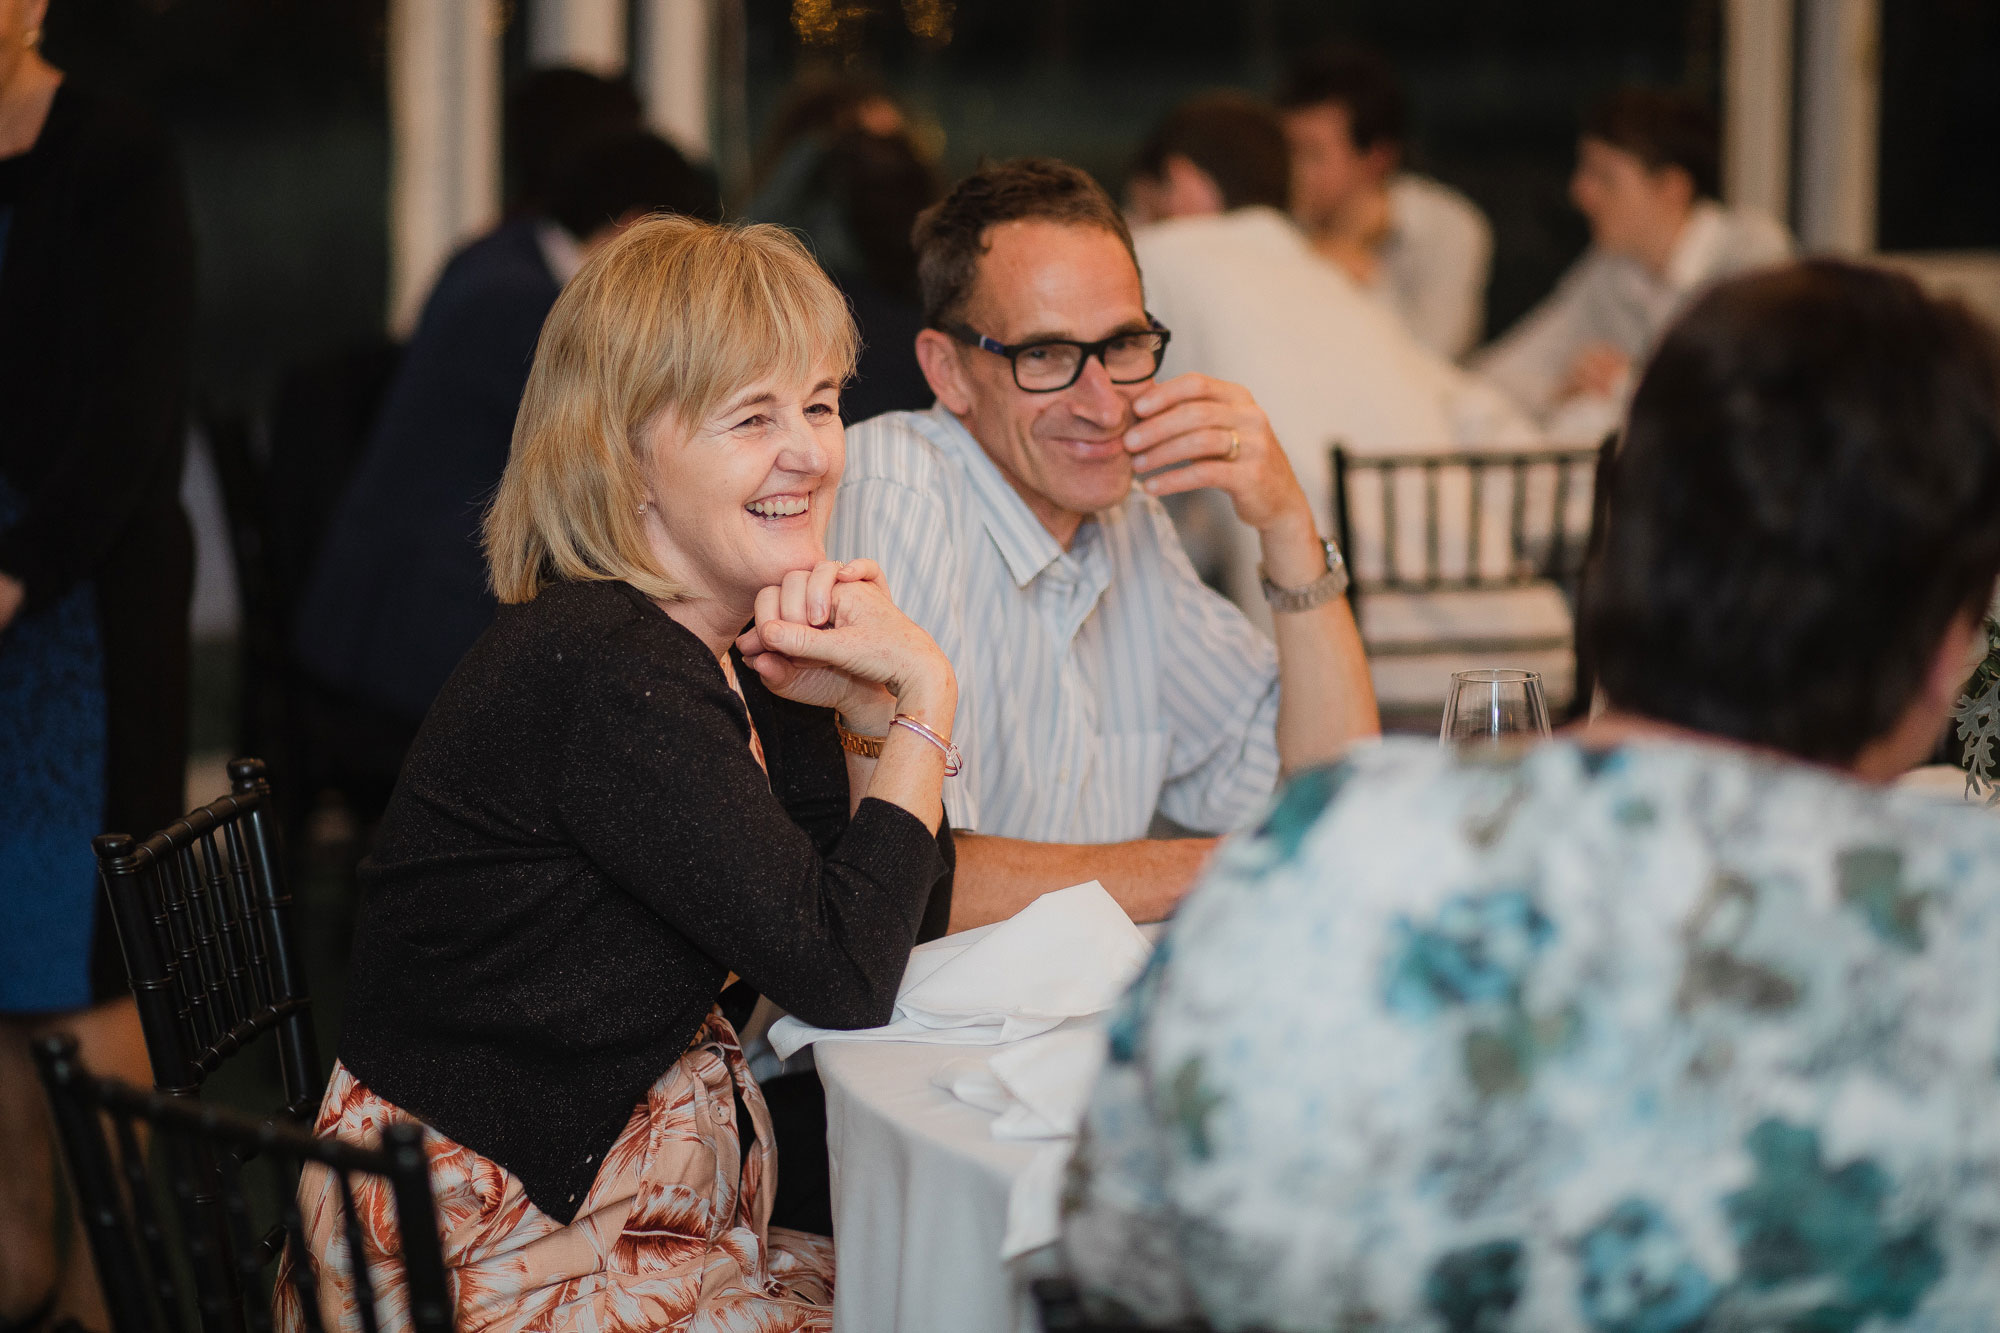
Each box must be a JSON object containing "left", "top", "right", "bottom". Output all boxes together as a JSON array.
[
  {"left": 791, "top": 0, "right": 953, "bottom": 49},
  {"left": 790, "top": 0, "right": 864, "bottom": 47},
  {"left": 901, "top": 0, "right": 953, "bottom": 46}
]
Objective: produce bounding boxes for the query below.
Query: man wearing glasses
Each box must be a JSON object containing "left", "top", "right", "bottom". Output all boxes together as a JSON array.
[{"left": 828, "top": 157, "right": 1379, "bottom": 930}]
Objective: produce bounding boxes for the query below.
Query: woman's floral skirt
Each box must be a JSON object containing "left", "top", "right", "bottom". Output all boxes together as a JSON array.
[{"left": 276, "top": 1010, "right": 834, "bottom": 1332}]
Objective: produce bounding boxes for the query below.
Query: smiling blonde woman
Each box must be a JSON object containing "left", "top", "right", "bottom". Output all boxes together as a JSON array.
[{"left": 279, "top": 216, "right": 958, "bottom": 1332}]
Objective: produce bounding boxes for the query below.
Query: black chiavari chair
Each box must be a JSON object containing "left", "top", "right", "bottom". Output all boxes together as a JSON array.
[
  {"left": 1329, "top": 439, "right": 1617, "bottom": 725},
  {"left": 93, "top": 756, "right": 319, "bottom": 1118},
  {"left": 90, "top": 758, "right": 324, "bottom": 1322},
  {"left": 1331, "top": 440, "right": 1612, "bottom": 608},
  {"left": 32, "top": 1033, "right": 452, "bottom": 1333}
]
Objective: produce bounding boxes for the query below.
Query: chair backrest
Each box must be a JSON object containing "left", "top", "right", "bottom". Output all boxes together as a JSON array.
[
  {"left": 93, "top": 757, "right": 321, "bottom": 1119},
  {"left": 1331, "top": 441, "right": 1613, "bottom": 597},
  {"left": 1031, "top": 1278, "right": 1217, "bottom": 1332},
  {"left": 32, "top": 1033, "right": 452, "bottom": 1333}
]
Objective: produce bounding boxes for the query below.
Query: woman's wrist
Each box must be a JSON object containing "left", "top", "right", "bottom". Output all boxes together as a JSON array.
[
  {"left": 892, "top": 663, "right": 957, "bottom": 733},
  {"left": 839, "top": 683, "right": 896, "bottom": 737}
]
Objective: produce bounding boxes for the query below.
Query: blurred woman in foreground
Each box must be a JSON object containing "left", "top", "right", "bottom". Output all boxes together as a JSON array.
[
  {"left": 281, "top": 216, "right": 957, "bottom": 1331},
  {"left": 1065, "top": 260, "right": 2000, "bottom": 1329}
]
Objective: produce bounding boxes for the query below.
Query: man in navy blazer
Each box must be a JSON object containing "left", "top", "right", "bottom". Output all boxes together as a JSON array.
[{"left": 296, "top": 120, "right": 714, "bottom": 725}]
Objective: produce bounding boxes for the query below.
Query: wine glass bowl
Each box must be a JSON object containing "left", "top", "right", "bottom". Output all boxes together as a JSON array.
[{"left": 1440, "top": 668, "right": 1552, "bottom": 746}]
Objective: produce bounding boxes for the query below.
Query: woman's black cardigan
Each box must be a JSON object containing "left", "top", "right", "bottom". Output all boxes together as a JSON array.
[{"left": 339, "top": 579, "right": 953, "bottom": 1223}]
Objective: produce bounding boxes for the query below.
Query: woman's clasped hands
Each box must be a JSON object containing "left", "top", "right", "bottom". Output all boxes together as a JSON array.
[{"left": 735, "top": 559, "right": 955, "bottom": 733}]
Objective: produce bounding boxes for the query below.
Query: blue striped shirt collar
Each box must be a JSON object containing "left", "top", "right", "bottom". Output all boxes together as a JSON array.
[{"left": 918, "top": 405, "right": 1082, "bottom": 590}]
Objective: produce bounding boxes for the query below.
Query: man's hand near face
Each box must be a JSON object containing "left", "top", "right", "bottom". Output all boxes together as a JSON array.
[
  {"left": 1122, "top": 373, "right": 1380, "bottom": 772},
  {"left": 1124, "top": 373, "right": 1311, "bottom": 536},
  {"left": 1561, "top": 342, "right": 1631, "bottom": 403}
]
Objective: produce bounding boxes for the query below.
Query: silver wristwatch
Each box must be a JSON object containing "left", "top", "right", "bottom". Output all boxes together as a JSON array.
[{"left": 1259, "top": 536, "right": 1350, "bottom": 613}]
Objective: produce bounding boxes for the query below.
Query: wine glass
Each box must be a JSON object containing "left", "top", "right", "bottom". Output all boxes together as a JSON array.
[{"left": 1440, "top": 668, "right": 1552, "bottom": 746}]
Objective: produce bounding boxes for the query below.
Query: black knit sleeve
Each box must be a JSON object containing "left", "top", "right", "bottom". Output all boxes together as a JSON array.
[
  {"left": 746, "top": 676, "right": 851, "bottom": 855},
  {"left": 744, "top": 667, "right": 955, "bottom": 942},
  {"left": 554, "top": 621, "right": 944, "bottom": 1030}
]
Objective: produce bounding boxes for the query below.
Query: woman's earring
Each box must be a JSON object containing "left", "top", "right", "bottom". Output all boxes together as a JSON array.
[{"left": 636, "top": 502, "right": 648, "bottom": 514}]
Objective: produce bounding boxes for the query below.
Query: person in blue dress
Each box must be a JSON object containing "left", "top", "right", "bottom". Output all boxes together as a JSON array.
[{"left": 0, "top": 3, "right": 195, "bottom": 1326}]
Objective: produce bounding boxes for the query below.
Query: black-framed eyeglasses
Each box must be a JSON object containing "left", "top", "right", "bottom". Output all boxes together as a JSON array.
[{"left": 939, "top": 317, "right": 1172, "bottom": 393}]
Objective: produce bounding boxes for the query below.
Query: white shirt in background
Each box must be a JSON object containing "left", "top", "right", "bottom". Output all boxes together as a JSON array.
[
  {"left": 533, "top": 219, "right": 586, "bottom": 285},
  {"left": 1133, "top": 206, "right": 1540, "bottom": 615},
  {"left": 1475, "top": 201, "right": 1793, "bottom": 438},
  {"left": 1362, "top": 173, "right": 1493, "bottom": 362}
]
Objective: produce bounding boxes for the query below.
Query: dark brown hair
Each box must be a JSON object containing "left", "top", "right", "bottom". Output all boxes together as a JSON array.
[
  {"left": 912, "top": 157, "right": 1134, "bottom": 327},
  {"left": 1582, "top": 259, "right": 2000, "bottom": 763},
  {"left": 504, "top": 68, "right": 642, "bottom": 214},
  {"left": 1275, "top": 45, "right": 1407, "bottom": 152},
  {"left": 1582, "top": 86, "right": 1721, "bottom": 200},
  {"left": 1134, "top": 92, "right": 1290, "bottom": 214}
]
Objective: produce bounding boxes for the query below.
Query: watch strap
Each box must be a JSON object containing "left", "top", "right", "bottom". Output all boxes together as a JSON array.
[{"left": 1259, "top": 537, "right": 1350, "bottom": 613}]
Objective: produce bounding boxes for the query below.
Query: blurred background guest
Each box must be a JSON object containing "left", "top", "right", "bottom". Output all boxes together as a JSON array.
[
  {"left": 1277, "top": 44, "right": 1493, "bottom": 362},
  {"left": 1477, "top": 86, "right": 1793, "bottom": 441},
  {"left": 502, "top": 66, "right": 645, "bottom": 220},
  {"left": 0, "top": 0, "right": 194, "bottom": 1324},
  {"left": 1064, "top": 261, "right": 2000, "bottom": 1328},
  {"left": 1128, "top": 91, "right": 1537, "bottom": 614},
  {"left": 815, "top": 129, "right": 941, "bottom": 420},
  {"left": 293, "top": 100, "right": 717, "bottom": 752},
  {"left": 748, "top": 90, "right": 942, "bottom": 422},
  {"left": 746, "top": 70, "right": 907, "bottom": 203},
  {"left": 282, "top": 216, "right": 958, "bottom": 1329}
]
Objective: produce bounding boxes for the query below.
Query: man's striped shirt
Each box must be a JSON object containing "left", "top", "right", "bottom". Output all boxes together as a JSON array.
[{"left": 827, "top": 406, "right": 1280, "bottom": 843}]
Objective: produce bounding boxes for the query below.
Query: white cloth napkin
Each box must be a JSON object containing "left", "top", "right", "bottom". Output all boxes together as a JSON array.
[
  {"left": 931, "top": 1026, "right": 1109, "bottom": 1140},
  {"left": 932, "top": 1025, "right": 1115, "bottom": 1259},
  {"left": 1002, "top": 1142, "right": 1075, "bottom": 1259},
  {"left": 767, "top": 880, "right": 1150, "bottom": 1059}
]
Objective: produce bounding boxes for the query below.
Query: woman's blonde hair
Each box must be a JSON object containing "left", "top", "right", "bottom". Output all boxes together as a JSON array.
[{"left": 485, "top": 214, "right": 859, "bottom": 604}]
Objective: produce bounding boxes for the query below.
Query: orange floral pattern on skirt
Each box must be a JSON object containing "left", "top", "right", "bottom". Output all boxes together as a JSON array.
[{"left": 275, "top": 1010, "right": 833, "bottom": 1333}]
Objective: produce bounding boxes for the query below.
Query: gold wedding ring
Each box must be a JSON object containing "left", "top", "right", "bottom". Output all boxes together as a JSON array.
[{"left": 1224, "top": 429, "right": 1241, "bottom": 462}]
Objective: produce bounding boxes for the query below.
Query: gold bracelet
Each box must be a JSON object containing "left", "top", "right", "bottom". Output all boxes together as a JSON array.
[{"left": 835, "top": 714, "right": 886, "bottom": 759}]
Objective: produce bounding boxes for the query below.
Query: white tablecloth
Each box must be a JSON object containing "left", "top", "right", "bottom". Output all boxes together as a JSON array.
[{"left": 818, "top": 1034, "right": 1057, "bottom": 1333}]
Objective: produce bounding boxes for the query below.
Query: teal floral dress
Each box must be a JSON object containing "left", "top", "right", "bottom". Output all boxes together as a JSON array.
[{"left": 1062, "top": 738, "right": 2000, "bottom": 1331}]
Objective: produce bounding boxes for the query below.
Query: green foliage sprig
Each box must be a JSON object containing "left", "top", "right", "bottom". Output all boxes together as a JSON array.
[{"left": 1955, "top": 616, "right": 2000, "bottom": 802}]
